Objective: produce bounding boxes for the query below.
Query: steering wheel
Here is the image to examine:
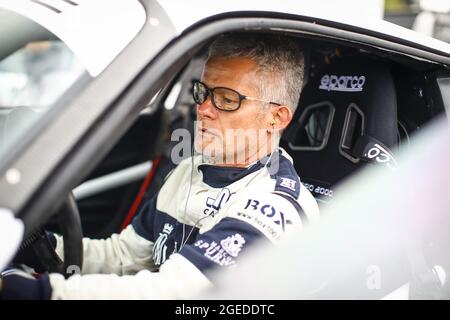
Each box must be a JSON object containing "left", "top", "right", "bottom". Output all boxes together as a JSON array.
[{"left": 20, "top": 193, "right": 83, "bottom": 278}]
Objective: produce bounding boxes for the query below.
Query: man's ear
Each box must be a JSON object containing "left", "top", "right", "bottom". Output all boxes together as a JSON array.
[{"left": 269, "top": 105, "right": 293, "bottom": 131}]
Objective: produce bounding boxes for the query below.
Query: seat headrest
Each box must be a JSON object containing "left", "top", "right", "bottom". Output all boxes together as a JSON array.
[
  {"left": 281, "top": 57, "right": 398, "bottom": 202},
  {"left": 286, "top": 57, "right": 397, "bottom": 149}
]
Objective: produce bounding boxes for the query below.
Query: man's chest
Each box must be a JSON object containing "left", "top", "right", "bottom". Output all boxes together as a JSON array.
[{"left": 151, "top": 185, "right": 239, "bottom": 267}]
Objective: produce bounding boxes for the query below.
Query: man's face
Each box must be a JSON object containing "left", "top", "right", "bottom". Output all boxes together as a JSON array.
[{"left": 195, "top": 56, "right": 274, "bottom": 166}]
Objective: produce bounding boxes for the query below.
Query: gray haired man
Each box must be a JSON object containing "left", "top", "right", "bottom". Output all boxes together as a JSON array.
[{"left": 1, "top": 33, "right": 319, "bottom": 299}]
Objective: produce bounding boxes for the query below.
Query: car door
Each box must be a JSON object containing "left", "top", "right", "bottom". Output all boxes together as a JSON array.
[{"left": 0, "top": 0, "right": 176, "bottom": 237}]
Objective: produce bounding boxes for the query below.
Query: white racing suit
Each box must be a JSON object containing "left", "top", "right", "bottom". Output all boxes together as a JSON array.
[{"left": 47, "top": 148, "right": 319, "bottom": 299}]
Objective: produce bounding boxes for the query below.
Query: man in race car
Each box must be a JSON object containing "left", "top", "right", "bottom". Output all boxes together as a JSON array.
[{"left": 0, "top": 33, "right": 319, "bottom": 299}]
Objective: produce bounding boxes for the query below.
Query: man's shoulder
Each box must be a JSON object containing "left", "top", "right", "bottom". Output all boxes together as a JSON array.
[
  {"left": 274, "top": 148, "right": 319, "bottom": 210},
  {"left": 214, "top": 191, "right": 297, "bottom": 242},
  {"left": 218, "top": 149, "right": 319, "bottom": 237}
]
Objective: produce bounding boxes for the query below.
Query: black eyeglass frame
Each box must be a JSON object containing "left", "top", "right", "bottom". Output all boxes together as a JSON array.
[{"left": 193, "top": 80, "right": 281, "bottom": 112}]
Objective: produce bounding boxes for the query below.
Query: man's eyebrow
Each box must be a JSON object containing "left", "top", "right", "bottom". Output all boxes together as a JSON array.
[{"left": 201, "top": 80, "right": 219, "bottom": 89}]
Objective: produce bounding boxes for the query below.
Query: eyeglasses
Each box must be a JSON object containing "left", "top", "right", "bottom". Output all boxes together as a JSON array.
[{"left": 192, "top": 80, "right": 281, "bottom": 112}]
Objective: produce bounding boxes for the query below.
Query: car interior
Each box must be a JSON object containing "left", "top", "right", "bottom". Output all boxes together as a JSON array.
[
  {"left": 62, "top": 32, "right": 446, "bottom": 241},
  {"left": 1, "top": 8, "right": 449, "bottom": 297}
]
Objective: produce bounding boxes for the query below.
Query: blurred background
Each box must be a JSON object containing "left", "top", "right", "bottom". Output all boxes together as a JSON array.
[{"left": 385, "top": 0, "right": 450, "bottom": 43}]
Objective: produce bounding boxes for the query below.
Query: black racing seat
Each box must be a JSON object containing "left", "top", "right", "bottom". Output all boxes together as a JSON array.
[{"left": 281, "top": 57, "right": 398, "bottom": 204}]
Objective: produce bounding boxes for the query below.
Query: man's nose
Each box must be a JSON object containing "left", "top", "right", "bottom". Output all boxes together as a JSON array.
[{"left": 197, "top": 96, "right": 218, "bottom": 119}]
